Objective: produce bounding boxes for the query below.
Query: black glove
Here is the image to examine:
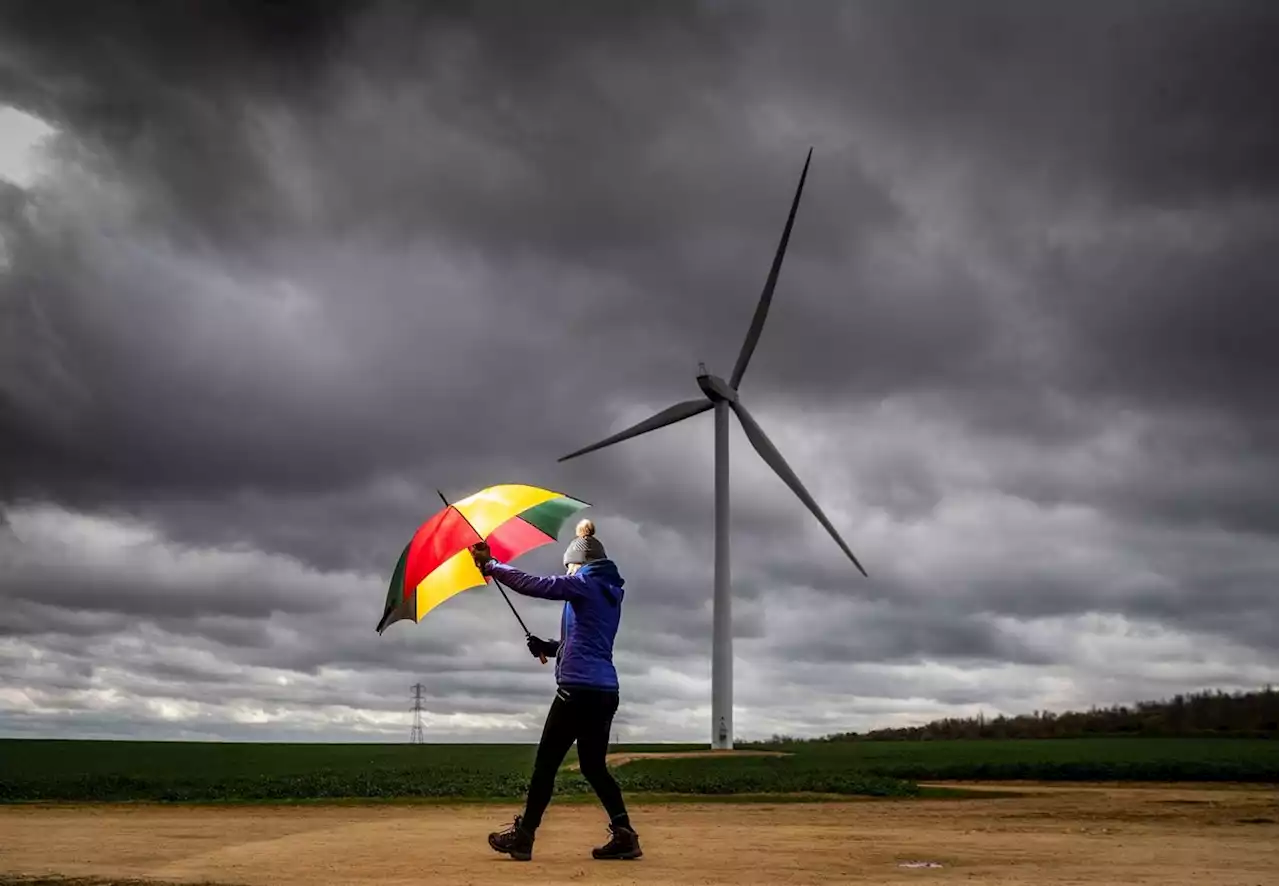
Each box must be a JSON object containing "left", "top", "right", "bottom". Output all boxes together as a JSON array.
[
  {"left": 469, "top": 542, "right": 495, "bottom": 575},
  {"left": 526, "top": 635, "right": 559, "bottom": 659}
]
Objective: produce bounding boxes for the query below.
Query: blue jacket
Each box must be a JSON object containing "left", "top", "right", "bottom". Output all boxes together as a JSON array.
[{"left": 486, "top": 559, "right": 625, "bottom": 692}]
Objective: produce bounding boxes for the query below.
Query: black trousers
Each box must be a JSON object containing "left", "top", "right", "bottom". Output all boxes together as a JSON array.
[{"left": 522, "top": 686, "right": 628, "bottom": 832}]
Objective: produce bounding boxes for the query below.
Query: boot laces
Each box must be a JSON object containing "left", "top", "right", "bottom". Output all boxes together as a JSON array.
[{"left": 498, "top": 816, "right": 524, "bottom": 838}]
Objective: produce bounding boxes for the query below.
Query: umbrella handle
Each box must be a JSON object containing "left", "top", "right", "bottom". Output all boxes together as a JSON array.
[{"left": 526, "top": 632, "right": 547, "bottom": 665}]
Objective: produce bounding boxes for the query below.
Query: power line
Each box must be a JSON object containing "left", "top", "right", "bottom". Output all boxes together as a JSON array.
[{"left": 409, "top": 682, "right": 426, "bottom": 744}]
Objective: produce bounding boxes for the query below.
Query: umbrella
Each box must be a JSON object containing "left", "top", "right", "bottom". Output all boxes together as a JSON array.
[{"left": 376, "top": 483, "right": 591, "bottom": 637}]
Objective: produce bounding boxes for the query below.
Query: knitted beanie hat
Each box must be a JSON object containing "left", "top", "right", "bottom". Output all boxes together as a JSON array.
[{"left": 563, "top": 518, "right": 607, "bottom": 566}]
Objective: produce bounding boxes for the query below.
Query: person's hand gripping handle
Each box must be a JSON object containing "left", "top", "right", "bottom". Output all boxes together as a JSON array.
[{"left": 526, "top": 635, "right": 550, "bottom": 665}]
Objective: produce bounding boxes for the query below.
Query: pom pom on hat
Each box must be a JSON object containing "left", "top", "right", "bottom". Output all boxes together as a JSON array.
[{"left": 564, "top": 519, "right": 606, "bottom": 565}]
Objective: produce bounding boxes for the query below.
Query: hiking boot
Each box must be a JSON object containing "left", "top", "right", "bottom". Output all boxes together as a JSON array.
[
  {"left": 488, "top": 815, "right": 535, "bottom": 861},
  {"left": 592, "top": 823, "right": 642, "bottom": 860}
]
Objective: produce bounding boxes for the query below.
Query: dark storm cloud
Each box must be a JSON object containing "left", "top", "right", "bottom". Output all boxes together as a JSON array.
[
  {"left": 0, "top": 0, "right": 368, "bottom": 248},
  {"left": 1050, "top": 211, "right": 1264, "bottom": 415},
  {"left": 722, "top": 0, "right": 1276, "bottom": 433},
  {"left": 0, "top": 1, "right": 1274, "bottom": 741},
  {"left": 744, "top": 0, "right": 1274, "bottom": 205},
  {"left": 0, "top": 0, "right": 955, "bottom": 521}
]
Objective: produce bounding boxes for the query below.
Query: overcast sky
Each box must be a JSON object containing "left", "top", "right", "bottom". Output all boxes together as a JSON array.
[{"left": 0, "top": 0, "right": 1274, "bottom": 744}]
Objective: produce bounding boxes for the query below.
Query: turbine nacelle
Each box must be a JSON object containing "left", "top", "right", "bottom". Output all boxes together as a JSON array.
[{"left": 695, "top": 369, "right": 738, "bottom": 403}]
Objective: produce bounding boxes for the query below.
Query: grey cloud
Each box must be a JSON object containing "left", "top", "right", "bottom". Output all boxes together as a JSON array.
[{"left": 771, "top": 605, "right": 1057, "bottom": 668}]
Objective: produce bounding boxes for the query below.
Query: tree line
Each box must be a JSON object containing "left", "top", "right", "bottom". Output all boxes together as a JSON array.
[{"left": 762, "top": 687, "right": 1277, "bottom": 743}]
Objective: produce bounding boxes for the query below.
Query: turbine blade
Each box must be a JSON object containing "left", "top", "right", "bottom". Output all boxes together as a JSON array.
[
  {"left": 558, "top": 398, "right": 713, "bottom": 462},
  {"left": 730, "top": 147, "right": 813, "bottom": 390},
  {"left": 729, "top": 399, "right": 868, "bottom": 577}
]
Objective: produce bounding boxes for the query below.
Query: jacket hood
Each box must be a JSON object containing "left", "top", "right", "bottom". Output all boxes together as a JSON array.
[{"left": 577, "top": 558, "right": 624, "bottom": 602}]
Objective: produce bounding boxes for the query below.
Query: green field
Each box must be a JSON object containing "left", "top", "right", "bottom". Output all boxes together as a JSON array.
[
  {"left": 0, "top": 737, "right": 1273, "bottom": 803},
  {"left": 747, "top": 736, "right": 1278, "bottom": 782}
]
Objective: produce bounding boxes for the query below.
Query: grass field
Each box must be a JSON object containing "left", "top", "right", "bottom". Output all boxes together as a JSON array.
[
  {"left": 748, "top": 735, "right": 1279, "bottom": 782},
  {"left": 0, "top": 737, "right": 1273, "bottom": 802}
]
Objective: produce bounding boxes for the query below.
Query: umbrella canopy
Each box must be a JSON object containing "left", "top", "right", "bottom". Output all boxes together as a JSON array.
[{"left": 376, "top": 484, "right": 591, "bottom": 634}]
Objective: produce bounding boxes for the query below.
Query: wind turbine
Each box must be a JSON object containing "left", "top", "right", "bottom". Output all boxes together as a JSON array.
[{"left": 557, "top": 148, "right": 868, "bottom": 750}]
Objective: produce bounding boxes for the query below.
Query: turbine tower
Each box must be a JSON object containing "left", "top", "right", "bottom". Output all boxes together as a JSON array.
[{"left": 557, "top": 148, "right": 867, "bottom": 750}]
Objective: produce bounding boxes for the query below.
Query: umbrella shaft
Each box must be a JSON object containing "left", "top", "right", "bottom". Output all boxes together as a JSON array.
[{"left": 492, "top": 578, "right": 531, "bottom": 636}]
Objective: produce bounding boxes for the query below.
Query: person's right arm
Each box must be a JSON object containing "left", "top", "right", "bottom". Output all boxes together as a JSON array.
[{"left": 484, "top": 561, "right": 589, "bottom": 601}]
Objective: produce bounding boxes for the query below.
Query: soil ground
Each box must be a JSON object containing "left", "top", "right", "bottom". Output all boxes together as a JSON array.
[{"left": 0, "top": 782, "right": 1274, "bottom": 886}]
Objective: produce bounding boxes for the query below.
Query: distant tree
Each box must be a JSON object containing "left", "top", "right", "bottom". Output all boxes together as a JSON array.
[{"left": 798, "top": 688, "right": 1278, "bottom": 743}]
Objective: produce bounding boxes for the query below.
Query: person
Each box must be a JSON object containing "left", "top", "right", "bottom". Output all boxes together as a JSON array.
[{"left": 468, "top": 518, "right": 642, "bottom": 862}]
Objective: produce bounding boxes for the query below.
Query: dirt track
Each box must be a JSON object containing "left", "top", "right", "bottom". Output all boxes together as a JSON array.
[{"left": 1, "top": 783, "right": 1275, "bottom": 886}]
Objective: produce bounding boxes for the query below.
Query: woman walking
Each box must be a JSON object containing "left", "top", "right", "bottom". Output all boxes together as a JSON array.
[{"left": 469, "top": 519, "right": 641, "bottom": 861}]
